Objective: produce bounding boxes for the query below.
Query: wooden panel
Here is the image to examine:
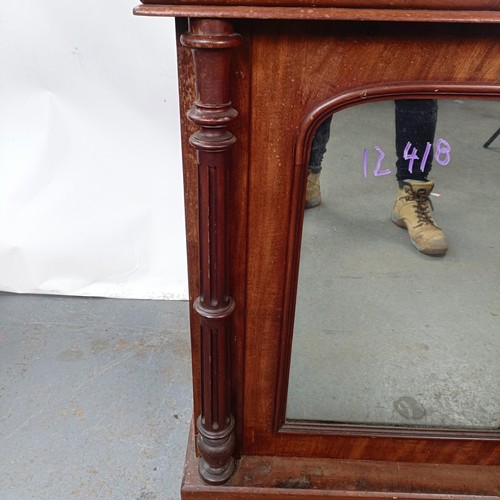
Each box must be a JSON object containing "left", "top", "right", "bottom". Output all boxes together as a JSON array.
[
  {"left": 176, "top": 18, "right": 201, "bottom": 424},
  {"left": 240, "top": 20, "right": 500, "bottom": 462}
]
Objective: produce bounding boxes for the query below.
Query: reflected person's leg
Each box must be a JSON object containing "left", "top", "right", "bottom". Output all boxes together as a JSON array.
[
  {"left": 392, "top": 99, "right": 448, "bottom": 255},
  {"left": 395, "top": 99, "right": 437, "bottom": 185},
  {"left": 306, "top": 116, "right": 332, "bottom": 209}
]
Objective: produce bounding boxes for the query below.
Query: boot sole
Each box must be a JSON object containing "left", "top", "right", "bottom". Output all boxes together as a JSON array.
[
  {"left": 391, "top": 215, "right": 447, "bottom": 256},
  {"left": 391, "top": 214, "right": 406, "bottom": 228},
  {"left": 305, "top": 198, "right": 321, "bottom": 209}
]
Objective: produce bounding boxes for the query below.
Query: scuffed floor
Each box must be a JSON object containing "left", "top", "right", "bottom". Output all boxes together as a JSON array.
[{"left": 0, "top": 293, "right": 192, "bottom": 499}]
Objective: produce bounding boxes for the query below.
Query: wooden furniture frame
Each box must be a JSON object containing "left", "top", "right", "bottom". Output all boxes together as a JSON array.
[{"left": 135, "top": 2, "right": 500, "bottom": 498}]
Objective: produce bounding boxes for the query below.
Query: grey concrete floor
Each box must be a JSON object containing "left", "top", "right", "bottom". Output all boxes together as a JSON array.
[
  {"left": 288, "top": 99, "right": 500, "bottom": 429},
  {"left": 0, "top": 293, "right": 192, "bottom": 500}
]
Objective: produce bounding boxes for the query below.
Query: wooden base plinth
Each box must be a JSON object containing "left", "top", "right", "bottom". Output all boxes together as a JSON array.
[{"left": 181, "top": 426, "right": 499, "bottom": 499}]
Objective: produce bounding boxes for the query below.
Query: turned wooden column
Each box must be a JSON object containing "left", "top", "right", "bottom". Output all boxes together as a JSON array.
[{"left": 180, "top": 19, "right": 241, "bottom": 485}]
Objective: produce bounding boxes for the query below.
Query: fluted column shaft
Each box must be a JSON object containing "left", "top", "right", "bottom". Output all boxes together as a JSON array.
[{"left": 180, "top": 19, "right": 241, "bottom": 485}]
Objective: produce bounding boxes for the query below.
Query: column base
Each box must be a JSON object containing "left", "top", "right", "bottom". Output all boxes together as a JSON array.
[{"left": 198, "top": 456, "right": 235, "bottom": 485}]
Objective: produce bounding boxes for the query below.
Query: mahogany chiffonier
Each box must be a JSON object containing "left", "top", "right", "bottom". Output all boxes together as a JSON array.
[{"left": 134, "top": 1, "right": 499, "bottom": 498}]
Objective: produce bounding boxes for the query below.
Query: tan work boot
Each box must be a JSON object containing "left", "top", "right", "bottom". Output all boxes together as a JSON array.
[
  {"left": 392, "top": 180, "right": 448, "bottom": 256},
  {"left": 305, "top": 171, "right": 321, "bottom": 209}
]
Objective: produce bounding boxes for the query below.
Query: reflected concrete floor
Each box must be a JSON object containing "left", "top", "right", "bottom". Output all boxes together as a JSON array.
[
  {"left": 288, "top": 100, "right": 500, "bottom": 429},
  {"left": 0, "top": 294, "right": 191, "bottom": 499}
]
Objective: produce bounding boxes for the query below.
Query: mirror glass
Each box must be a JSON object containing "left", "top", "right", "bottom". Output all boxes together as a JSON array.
[{"left": 287, "top": 99, "right": 500, "bottom": 429}]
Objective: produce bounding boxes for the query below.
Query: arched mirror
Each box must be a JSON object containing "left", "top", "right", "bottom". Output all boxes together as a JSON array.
[{"left": 287, "top": 98, "right": 500, "bottom": 431}]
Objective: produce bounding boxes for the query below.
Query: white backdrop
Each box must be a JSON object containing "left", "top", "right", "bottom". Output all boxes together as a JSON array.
[{"left": 0, "top": 1, "right": 188, "bottom": 299}]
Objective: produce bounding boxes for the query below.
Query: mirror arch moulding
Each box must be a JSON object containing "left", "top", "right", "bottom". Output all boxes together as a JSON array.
[{"left": 276, "top": 82, "right": 500, "bottom": 441}]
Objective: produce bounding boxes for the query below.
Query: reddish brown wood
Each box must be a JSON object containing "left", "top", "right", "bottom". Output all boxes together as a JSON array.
[
  {"left": 174, "top": 13, "right": 252, "bottom": 466},
  {"left": 135, "top": 4, "right": 500, "bottom": 497},
  {"left": 182, "top": 426, "right": 500, "bottom": 498},
  {"left": 180, "top": 18, "right": 242, "bottom": 485},
  {"left": 140, "top": 0, "right": 500, "bottom": 10},
  {"left": 237, "top": 20, "right": 500, "bottom": 464},
  {"left": 135, "top": 5, "right": 500, "bottom": 22}
]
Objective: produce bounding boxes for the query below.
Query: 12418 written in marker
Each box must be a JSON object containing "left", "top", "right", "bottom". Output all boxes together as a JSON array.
[{"left": 363, "top": 139, "right": 451, "bottom": 178}]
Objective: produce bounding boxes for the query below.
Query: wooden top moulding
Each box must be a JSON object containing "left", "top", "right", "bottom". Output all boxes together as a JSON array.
[
  {"left": 135, "top": 0, "right": 500, "bottom": 21},
  {"left": 134, "top": 4, "right": 500, "bottom": 21},
  {"left": 139, "top": 0, "right": 500, "bottom": 8}
]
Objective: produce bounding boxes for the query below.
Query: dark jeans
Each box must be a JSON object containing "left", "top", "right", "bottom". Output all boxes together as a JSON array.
[{"left": 309, "top": 99, "right": 438, "bottom": 185}]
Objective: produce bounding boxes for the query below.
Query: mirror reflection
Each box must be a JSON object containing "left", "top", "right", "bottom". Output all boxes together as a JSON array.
[{"left": 287, "top": 99, "right": 500, "bottom": 429}]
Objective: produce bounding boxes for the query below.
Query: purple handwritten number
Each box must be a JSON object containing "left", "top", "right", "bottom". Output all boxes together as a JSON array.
[
  {"left": 419, "top": 142, "right": 432, "bottom": 173},
  {"left": 364, "top": 147, "right": 391, "bottom": 177},
  {"left": 363, "top": 139, "right": 450, "bottom": 178},
  {"left": 373, "top": 146, "right": 391, "bottom": 176},
  {"left": 403, "top": 142, "right": 419, "bottom": 174},
  {"left": 363, "top": 148, "right": 368, "bottom": 178},
  {"left": 435, "top": 138, "right": 451, "bottom": 166}
]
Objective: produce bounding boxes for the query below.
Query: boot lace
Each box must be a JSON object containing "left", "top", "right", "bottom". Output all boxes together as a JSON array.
[{"left": 405, "top": 187, "right": 435, "bottom": 227}]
